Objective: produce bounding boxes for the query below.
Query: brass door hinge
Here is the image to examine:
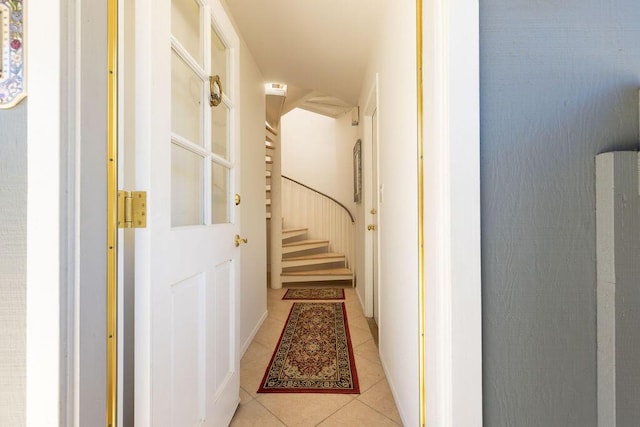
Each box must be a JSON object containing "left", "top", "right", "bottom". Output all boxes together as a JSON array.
[{"left": 118, "top": 190, "right": 147, "bottom": 228}]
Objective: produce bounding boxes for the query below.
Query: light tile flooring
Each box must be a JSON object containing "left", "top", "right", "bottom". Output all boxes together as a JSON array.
[{"left": 231, "top": 286, "right": 402, "bottom": 426}]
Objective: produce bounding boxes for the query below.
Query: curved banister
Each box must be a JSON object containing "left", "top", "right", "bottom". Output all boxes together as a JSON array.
[{"left": 282, "top": 175, "right": 355, "bottom": 223}]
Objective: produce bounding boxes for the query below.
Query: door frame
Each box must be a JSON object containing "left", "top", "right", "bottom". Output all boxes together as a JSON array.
[
  {"left": 420, "top": 0, "right": 482, "bottom": 425},
  {"left": 363, "top": 75, "right": 379, "bottom": 319},
  {"left": 26, "top": 0, "right": 66, "bottom": 424},
  {"left": 26, "top": 0, "right": 111, "bottom": 425},
  {"left": 25, "top": 0, "right": 482, "bottom": 424}
]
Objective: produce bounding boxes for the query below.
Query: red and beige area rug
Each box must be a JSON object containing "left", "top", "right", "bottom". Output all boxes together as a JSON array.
[
  {"left": 282, "top": 288, "right": 345, "bottom": 300},
  {"left": 257, "top": 302, "right": 359, "bottom": 394}
]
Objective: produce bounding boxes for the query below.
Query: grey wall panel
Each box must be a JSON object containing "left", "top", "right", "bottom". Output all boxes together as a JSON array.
[
  {"left": 77, "top": 0, "right": 107, "bottom": 424},
  {"left": 595, "top": 152, "right": 640, "bottom": 426},
  {"left": 480, "top": 1, "right": 640, "bottom": 425},
  {"left": 612, "top": 153, "right": 640, "bottom": 425},
  {"left": 0, "top": 101, "right": 27, "bottom": 426},
  {"left": 595, "top": 153, "right": 616, "bottom": 426}
]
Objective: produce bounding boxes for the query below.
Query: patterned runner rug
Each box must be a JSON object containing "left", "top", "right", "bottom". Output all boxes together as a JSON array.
[
  {"left": 257, "top": 302, "right": 359, "bottom": 394},
  {"left": 282, "top": 288, "right": 345, "bottom": 300}
]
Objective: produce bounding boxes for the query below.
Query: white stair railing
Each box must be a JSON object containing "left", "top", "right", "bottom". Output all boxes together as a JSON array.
[{"left": 281, "top": 176, "right": 355, "bottom": 270}]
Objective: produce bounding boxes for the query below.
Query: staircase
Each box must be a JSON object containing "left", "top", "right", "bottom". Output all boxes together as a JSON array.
[
  {"left": 263, "top": 85, "right": 355, "bottom": 289},
  {"left": 281, "top": 226, "right": 354, "bottom": 287},
  {"left": 265, "top": 124, "right": 276, "bottom": 219}
]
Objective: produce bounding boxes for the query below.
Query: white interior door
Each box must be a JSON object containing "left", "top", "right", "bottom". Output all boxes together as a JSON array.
[
  {"left": 134, "top": 0, "right": 242, "bottom": 425},
  {"left": 371, "top": 109, "right": 379, "bottom": 325}
]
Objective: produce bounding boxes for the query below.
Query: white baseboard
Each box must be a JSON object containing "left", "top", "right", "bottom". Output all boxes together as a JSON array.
[
  {"left": 356, "top": 285, "right": 366, "bottom": 315},
  {"left": 379, "top": 352, "right": 408, "bottom": 426},
  {"left": 240, "top": 310, "right": 268, "bottom": 357}
]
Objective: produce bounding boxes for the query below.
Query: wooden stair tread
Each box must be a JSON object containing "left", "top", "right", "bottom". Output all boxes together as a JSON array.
[
  {"left": 265, "top": 123, "right": 277, "bottom": 136},
  {"left": 282, "top": 239, "right": 329, "bottom": 247},
  {"left": 283, "top": 252, "right": 344, "bottom": 261},
  {"left": 282, "top": 268, "right": 352, "bottom": 276}
]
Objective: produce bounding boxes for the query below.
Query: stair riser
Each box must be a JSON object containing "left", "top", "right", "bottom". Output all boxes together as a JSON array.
[
  {"left": 282, "top": 257, "right": 345, "bottom": 269},
  {"left": 282, "top": 242, "right": 329, "bottom": 254},
  {"left": 281, "top": 274, "right": 353, "bottom": 283},
  {"left": 282, "top": 230, "right": 307, "bottom": 240}
]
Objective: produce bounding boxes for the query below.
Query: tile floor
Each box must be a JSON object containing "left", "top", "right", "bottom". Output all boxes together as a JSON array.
[{"left": 230, "top": 286, "right": 402, "bottom": 426}]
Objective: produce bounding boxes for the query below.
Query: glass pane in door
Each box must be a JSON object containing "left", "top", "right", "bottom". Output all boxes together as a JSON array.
[
  {"left": 171, "top": 50, "right": 203, "bottom": 146},
  {"left": 211, "top": 161, "right": 229, "bottom": 224},
  {"left": 211, "top": 29, "right": 227, "bottom": 90},
  {"left": 171, "top": 0, "right": 202, "bottom": 65},
  {"left": 172, "top": 144, "right": 204, "bottom": 226},
  {"left": 211, "top": 103, "right": 229, "bottom": 159}
]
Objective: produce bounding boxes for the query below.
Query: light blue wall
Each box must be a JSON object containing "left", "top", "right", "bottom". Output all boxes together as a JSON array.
[
  {"left": 0, "top": 101, "right": 27, "bottom": 426},
  {"left": 481, "top": 1, "right": 640, "bottom": 425}
]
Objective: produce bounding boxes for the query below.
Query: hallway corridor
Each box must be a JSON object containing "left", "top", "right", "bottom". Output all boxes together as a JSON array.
[{"left": 231, "top": 287, "right": 401, "bottom": 426}]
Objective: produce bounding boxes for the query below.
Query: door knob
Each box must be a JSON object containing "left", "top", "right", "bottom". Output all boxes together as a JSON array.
[
  {"left": 234, "top": 235, "right": 248, "bottom": 247},
  {"left": 370, "top": 208, "right": 377, "bottom": 215},
  {"left": 367, "top": 224, "right": 377, "bottom": 231}
]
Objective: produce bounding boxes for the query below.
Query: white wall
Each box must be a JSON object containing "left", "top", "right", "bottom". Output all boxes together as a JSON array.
[
  {"left": 356, "top": 1, "right": 418, "bottom": 425},
  {"left": 335, "top": 113, "right": 359, "bottom": 212},
  {"left": 238, "top": 38, "right": 268, "bottom": 352},
  {"left": 281, "top": 108, "right": 357, "bottom": 211}
]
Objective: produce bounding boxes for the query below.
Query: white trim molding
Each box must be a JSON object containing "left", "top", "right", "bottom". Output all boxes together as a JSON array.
[
  {"left": 422, "top": 0, "right": 482, "bottom": 425},
  {"left": 26, "top": 0, "right": 63, "bottom": 425}
]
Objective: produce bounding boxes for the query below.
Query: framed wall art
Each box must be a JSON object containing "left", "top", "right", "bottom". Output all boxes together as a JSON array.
[
  {"left": 0, "top": 0, "right": 25, "bottom": 109},
  {"left": 353, "top": 139, "right": 362, "bottom": 203}
]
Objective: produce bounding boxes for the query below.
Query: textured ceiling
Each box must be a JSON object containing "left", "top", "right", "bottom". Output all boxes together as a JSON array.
[{"left": 224, "top": 0, "right": 385, "bottom": 106}]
